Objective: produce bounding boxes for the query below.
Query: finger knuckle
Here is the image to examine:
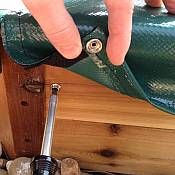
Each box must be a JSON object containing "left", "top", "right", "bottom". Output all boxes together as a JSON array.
[{"left": 46, "top": 25, "right": 77, "bottom": 47}]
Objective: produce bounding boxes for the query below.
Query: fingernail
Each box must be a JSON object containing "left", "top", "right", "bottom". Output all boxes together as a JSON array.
[
  {"left": 109, "top": 56, "right": 125, "bottom": 66},
  {"left": 106, "top": 46, "right": 125, "bottom": 66},
  {"left": 59, "top": 43, "right": 82, "bottom": 59},
  {"left": 106, "top": 36, "right": 128, "bottom": 66}
]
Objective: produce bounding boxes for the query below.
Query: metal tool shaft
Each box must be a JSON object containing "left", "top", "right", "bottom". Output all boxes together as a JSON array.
[{"left": 41, "top": 84, "right": 61, "bottom": 156}]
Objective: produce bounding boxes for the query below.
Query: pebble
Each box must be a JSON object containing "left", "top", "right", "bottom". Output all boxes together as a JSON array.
[
  {"left": 7, "top": 157, "right": 32, "bottom": 175},
  {"left": 0, "top": 169, "right": 7, "bottom": 175}
]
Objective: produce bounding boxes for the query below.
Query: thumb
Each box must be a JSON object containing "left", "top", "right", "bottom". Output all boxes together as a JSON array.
[{"left": 22, "top": 0, "right": 82, "bottom": 59}]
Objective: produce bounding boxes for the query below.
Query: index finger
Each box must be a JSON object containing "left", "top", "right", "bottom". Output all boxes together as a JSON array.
[
  {"left": 104, "top": 0, "right": 134, "bottom": 65},
  {"left": 22, "top": 0, "right": 82, "bottom": 59}
]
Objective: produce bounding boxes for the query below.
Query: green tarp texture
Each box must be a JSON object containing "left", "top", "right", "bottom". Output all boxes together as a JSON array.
[{"left": 1, "top": 0, "right": 175, "bottom": 115}]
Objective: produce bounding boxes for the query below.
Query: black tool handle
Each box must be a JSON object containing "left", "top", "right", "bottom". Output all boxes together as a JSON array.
[{"left": 31, "top": 155, "right": 58, "bottom": 175}]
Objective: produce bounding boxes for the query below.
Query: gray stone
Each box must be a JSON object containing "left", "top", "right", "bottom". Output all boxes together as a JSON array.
[
  {"left": 7, "top": 157, "right": 32, "bottom": 175},
  {"left": 0, "top": 169, "right": 8, "bottom": 175}
]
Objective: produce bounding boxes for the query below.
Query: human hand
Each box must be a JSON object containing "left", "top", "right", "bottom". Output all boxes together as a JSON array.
[{"left": 22, "top": 0, "right": 175, "bottom": 65}]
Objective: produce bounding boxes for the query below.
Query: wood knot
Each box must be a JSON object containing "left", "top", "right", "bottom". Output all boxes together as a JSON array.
[
  {"left": 21, "top": 101, "right": 29, "bottom": 106},
  {"left": 108, "top": 163, "right": 117, "bottom": 167},
  {"left": 99, "top": 149, "right": 117, "bottom": 158},
  {"left": 110, "top": 124, "right": 121, "bottom": 136},
  {"left": 24, "top": 138, "right": 31, "bottom": 143}
]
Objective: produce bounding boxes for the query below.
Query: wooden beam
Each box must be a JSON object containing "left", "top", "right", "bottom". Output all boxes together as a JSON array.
[
  {"left": 1, "top": 48, "right": 45, "bottom": 157},
  {"left": 52, "top": 119, "right": 175, "bottom": 175},
  {"left": 0, "top": 40, "right": 15, "bottom": 157},
  {"left": 45, "top": 65, "right": 175, "bottom": 130},
  {"left": 0, "top": 73, "right": 16, "bottom": 157}
]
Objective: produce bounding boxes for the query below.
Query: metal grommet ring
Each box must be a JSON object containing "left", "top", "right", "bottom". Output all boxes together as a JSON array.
[
  {"left": 51, "top": 83, "right": 61, "bottom": 91},
  {"left": 86, "top": 39, "right": 103, "bottom": 54}
]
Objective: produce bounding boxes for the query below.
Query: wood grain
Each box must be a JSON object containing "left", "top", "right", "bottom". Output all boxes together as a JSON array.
[
  {"left": 2, "top": 51, "right": 45, "bottom": 157},
  {"left": 45, "top": 65, "right": 175, "bottom": 130},
  {"left": 0, "top": 40, "right": 15, "bottom": 157},
  {"left": 52, "top": 119, "right": 175, "bottom": 175},
  {"left": 0, "top": 73, "right": 16, "bottom": 158}
]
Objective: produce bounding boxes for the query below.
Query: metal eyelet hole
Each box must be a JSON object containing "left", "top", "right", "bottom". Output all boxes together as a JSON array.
[
  {"left": 91, "top": 42, "right": 97, "bottom": 47},
  {"left": 86, "top": 39, "right": 103, "bottom": 54}
]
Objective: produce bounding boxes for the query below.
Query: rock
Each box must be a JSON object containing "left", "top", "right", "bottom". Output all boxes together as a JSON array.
[
  {"left": 61, "top": 158, "right": 80, "bottom": 175},
  {"left": 0, "top": 159, "right": 8, "bottom": 169},
  {"left": 0, "top": 169, "right": 7, "bottom": 175},
  {"left": 6, "top": 161, "right": 13, "bottom": 172},
  {"left": 7, "top": 157, "right": 32, "bottom": 175},
  {"left": 55, "top": 170, "right": 61, "bottom": 175}
]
